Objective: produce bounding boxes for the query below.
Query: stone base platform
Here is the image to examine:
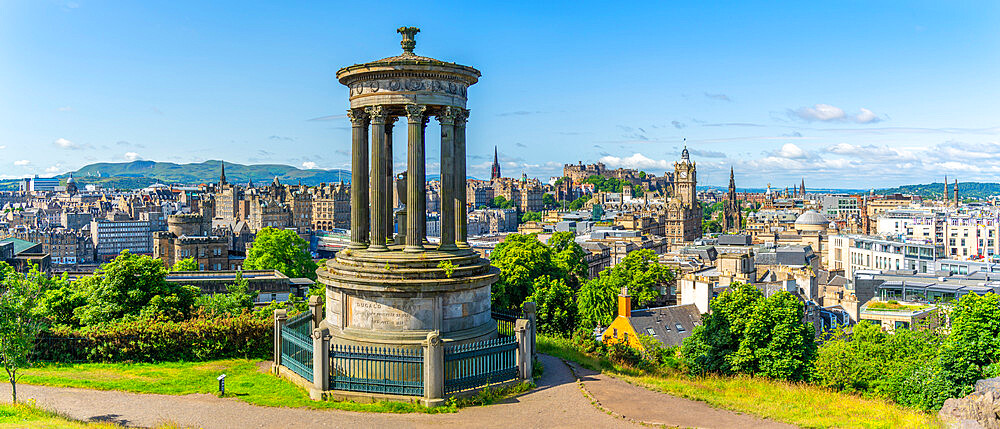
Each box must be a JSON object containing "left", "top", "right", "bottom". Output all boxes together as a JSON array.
[{"left": 317, "top": 244, "right": 499, "bottom": 349}]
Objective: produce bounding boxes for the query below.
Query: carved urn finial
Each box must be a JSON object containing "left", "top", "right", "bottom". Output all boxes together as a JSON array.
[{"left": 397, "top": 26, "right": 420, "bottom": 54}]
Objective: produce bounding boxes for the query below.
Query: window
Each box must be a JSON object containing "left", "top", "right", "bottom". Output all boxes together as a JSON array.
[
  {"left": 675, "top": 324, "right": 686, "bottom": 332},
  {"left": 646, "top": 328, "right": 656, "bottom": 336}
]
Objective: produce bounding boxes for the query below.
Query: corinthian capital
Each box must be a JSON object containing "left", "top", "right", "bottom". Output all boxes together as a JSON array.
[
  {"left": 405, "top": 104, "right": 427, "bottom": 123},
  {"left": 437, "top": 106, "right": 458, "bottom": 125},
  {"left": 455, "top": 108, "right": 470, "bottom": 125},
  {"left": 347, "top": 108, "right": 368, "bottom": 126},
  {"left": 365, "top": 105, "right": 388, "bottom": 125}
]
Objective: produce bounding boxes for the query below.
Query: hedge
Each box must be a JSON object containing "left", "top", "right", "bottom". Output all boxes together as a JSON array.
[{"left": 34, "top": 314, "right": 273, "bottom": 363}]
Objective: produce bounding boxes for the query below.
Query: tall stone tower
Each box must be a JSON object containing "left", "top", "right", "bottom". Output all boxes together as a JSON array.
[
  {"left": 673, "top": 146, "right": 697, "bottom": 207},
  {"left": 722, "top": 167, "right": 742, "bottom": 233}
]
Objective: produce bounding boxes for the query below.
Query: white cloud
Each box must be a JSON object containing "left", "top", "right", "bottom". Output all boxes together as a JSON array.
[
  {"left": 0, "top": 145, "right": 6, "bottom": 150},
  {"left": 45, "top": 165, "right": 61, "bottom": 173},
  {"left": 599, "top": 153, "right": 671, "bottom": 170},
  {"left": 774, "top": 143, "right": 810, "bottom": 159},
  {"left": 57, "top": 106, "right": 73, "bottom": 112},
  {"left": 13, "top": 160, "right": 29, "bottom": 166},
  {"left": 124, "top": 152, "right": 141, "bottom": 161},
  {"left": 790, "top": 104, "right": 882, "bottom": 124},
  {"left": 301, "top": 161, "right": 318, "bottom": 169},
  {"left": 54, "top": 138, "right": 76, "bottom": 149}
]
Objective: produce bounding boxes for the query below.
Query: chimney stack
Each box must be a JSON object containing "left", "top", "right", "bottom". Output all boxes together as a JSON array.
[{"left": 617, "top": 286, "right": 632, "bottom": 318}]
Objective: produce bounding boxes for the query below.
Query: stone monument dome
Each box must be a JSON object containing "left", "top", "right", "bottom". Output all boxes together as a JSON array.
[
  {"left": 318, "top": 27, "right": 498, "bottom": 349},
  {"left": 794, "top": 210, "right": 830, "bottom": 232}
]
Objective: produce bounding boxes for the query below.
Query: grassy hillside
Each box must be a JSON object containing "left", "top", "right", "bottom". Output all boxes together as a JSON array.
[
  {"left": 877, "top": 182, "right": 1000, "bottom": 199},
  {"left": 67, "top": 160, "right": 350, "bottom": 187}
]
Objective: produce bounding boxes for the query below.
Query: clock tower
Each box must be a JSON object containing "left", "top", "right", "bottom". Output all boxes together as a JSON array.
[{"left": 674, "top": 146, "right": 697, "bottom": 207}]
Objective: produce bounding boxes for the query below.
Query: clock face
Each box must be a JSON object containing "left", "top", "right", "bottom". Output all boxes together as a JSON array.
[{"left": 680, "top": 171, "right": 688, "bottom": 178}]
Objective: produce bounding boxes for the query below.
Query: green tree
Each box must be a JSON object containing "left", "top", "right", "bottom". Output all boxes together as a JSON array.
[
  {"left": 682, "top": 282, "right": 816, "bottom": 381},
  {"left": 547, "top": 231, "right": 588, "bottom": 288},
  {"left": 936, "top": 292, "right": 1000, "bottom": 401},
  {"left": 576, "top": 272, "right": 619, "bottom": 329},
  {"left": 0, "top": 267, "right": 48, "bottom": 402},
  {"left": 519, "top": 211, "right": 542, "bottom": 223},
  {"left": 75, "top": 250, "right": 200, "bottom": 325},
  {"left": 244, "top": 227, "right": 318, "bottom": 280},
  {"left": 525, "top": 275, "right": 576, "bottom": 337},
  {"left": 489, "top": 234, "right": 558, "bottom": 309},
  {"left": 542, "top": 193, "right": 557, "bottom": 208},
  {"left": 567, "top": 195, "right": 590, "bottom": 211},
  {"left": 576, "top": 249, "right": 671, "bottom": 329},
  {"left": 491, "top": 196, "right": 513, "bottom": 210},
  {"left": 171, "top": 257, "right": 199, "bottom": 272},
  {"left": 196, "top": 272, "right": 256, "bottom": 317},
  {"left": 35, "top": 273, "right": 82, "bottom": 327}
]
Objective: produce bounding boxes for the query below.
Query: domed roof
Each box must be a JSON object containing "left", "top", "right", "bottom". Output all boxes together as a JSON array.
[{"left": 795, "top": 210, "right": 829, "bottom": 226}]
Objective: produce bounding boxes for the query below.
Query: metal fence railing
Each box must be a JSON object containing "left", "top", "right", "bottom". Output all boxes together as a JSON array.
[
  {"left": 280, "top": 312, "right": 314, "bottom": 381},
  {"left": 443, "top": 335, "right": 518, "bottom": 395},
  {"left": 329, "top": 345, "right": 424, "bottom": 396},
  {"left": 492, "top": 309, "right": 522, "bottom": 337}
]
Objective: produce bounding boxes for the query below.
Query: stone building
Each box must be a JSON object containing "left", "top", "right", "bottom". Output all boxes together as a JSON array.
[
  {"left": 721, "top": 167, "right": 743, "bottom": 233},
  {"left": 663, "top": 147, "right": 702, "bottom": 249},
  {"left": 311, "top": 182, "right": 351, "bottom": 230},
  {"left": 154, "top": 214, "right": 229, "bottom": 271}
]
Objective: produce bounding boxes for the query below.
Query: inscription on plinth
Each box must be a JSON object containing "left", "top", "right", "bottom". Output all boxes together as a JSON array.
[{"left": 349, "top": 296, "right": 434, "bottom": 331}]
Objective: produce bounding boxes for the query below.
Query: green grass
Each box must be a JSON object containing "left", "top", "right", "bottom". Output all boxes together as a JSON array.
[
  {"left": 20, "top": 359, "right": 454, "bottom": 414},
  {"left": 866, "top": 301, "right": 932, "bottom": 312},
  {"left": 537, "top": 335, "right": 942, "bottom": 429},
  {"left": 0, "top": 401, "right": 120, "bottom": 428}
]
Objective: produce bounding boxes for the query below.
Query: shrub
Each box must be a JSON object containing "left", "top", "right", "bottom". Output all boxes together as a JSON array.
[
  {"left": 605, "top": 339, "right": 642, "bottom": 368},
  {"left": 34, "top": 314, "right": 272, "bottom": 363}
]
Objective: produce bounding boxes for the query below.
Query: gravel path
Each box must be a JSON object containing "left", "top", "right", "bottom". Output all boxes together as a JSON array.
[{"left": 0, "top": 355, "right": 798, "bottom": 428}]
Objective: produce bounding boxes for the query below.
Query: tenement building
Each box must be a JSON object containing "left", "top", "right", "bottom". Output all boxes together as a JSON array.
[{"left": 153, "top": 214, "right": 229, "bottom": 270}]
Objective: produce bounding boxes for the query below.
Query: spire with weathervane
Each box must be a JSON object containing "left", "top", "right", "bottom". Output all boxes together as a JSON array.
[{"left": 219, "top": 161, "right": 227, "bottom": 186}]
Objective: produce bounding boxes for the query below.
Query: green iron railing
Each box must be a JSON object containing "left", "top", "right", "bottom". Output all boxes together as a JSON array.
[
  {"left": 492, "top": 309, "right": 521, "bottom": 337},
  {"left": 280, "top": 312, "right": 313, "bottom": 381},
  {"left": 329, "top": 345, "right": 423, "bottom": 396},
  {"left": 443, "top": 335, "right": 518, "bottom": 395}
]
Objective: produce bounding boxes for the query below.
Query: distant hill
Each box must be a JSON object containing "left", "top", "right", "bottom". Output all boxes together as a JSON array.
[
  {"left": 876, "top": 182, "right": 1000, "bottom": 199},
  {"left": 63, "top": 160, "right": 350, "bottom": 189}
]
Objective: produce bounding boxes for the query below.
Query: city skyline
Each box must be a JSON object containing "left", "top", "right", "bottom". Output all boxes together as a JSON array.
[{"left": 2, "top": 1, "right": 998, "bottom": 188}]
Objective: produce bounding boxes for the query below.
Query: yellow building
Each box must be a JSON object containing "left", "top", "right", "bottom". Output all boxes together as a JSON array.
[{"left": 601, "top": 287, "right": 701, "bottom": 350}]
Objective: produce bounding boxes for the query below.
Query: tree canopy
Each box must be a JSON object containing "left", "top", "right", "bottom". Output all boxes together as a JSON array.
[
  {"left": 244, "top": 227, "right": 318, "bottom": 280},
  {"left": 681, "top": 282, "right": 816, "bottom": 381},
  {"left": 171, "top": 257, "right": 199, "bottom": 272},
  {"left": 576, "top": 249, "right": 671, "bottom": 329}
]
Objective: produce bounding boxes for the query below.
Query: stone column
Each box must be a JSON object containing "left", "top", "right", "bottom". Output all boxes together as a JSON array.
[
  {"left": 272, "top": 309, "right": 287, "bottom": 374},
  {"left": 422, "top": 330, "right": 444, "bottom": 407},
  {"left": 310, "top": 327, "right": 331, "bottom": 400},
  {"left": 384, "top": 117, "right": 397, "bottom": 242},
  {"left": 308, "top": 295, "right": 323, "bottom": 331},
  {"left": 404, "top": 105, "right": 427, "bottom": 253},
  {"left": 515, "top": 319, "right": 533, "bottom": 380},
  {"left": 454, "top": 109, "right": 469, "bottom": 247},
  {"left": 437, "top": 107, "right": 458, "bottom": 251},
  {"left": 367, "top": 106, "right": 389, "bottom": 252},
  {"left": 347, "top": 109, "right": 369, "bottom": 249},
  {"left": 522, "top": 301, "right": 537, "bottom": 359},
  {"left": 420, "top": 115, "right": 430, "bottom": 244}
]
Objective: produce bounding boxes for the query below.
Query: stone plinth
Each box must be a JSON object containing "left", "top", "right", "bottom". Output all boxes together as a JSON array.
[{"left": 318, "top": 245, "right": 499, "bottom": 348}]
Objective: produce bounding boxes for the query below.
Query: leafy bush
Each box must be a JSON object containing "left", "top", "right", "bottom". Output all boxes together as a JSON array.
[
  {"left": 638, "top": 334, "right": 683, "bottom": 372},
  {"left": 605, "top": 339, "right": 642, "bottom": 368},
  {"left": 682, "top": 282, "right": 816, "bottom": 381},
  {"left": 34, "top": 314, "right": 272, "bottom": 363},
  {"left": 525, "top": 275, "right": 576, "bottom": 337}
]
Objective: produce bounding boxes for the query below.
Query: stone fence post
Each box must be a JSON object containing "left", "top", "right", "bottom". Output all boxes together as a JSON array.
[
  {"left": 515, "top": 319, "right": 533, "bottom": 381},
  {"left": 310, "top": 327, "right": 330, "bottom": 400},
  {"left": 422, "top": 331, "right": 444, "bottom": 407},
  {"left": 522, "top": 301, "right": 537, "bottom": 359},
  {"left": 272, "top": 309, "right": 287, "bottom": 375},
  {"left": 308, "top": 295, "right": 323, "bottom": 331}
]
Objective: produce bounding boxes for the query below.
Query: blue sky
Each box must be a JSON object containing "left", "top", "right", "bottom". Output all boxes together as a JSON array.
[{"left": 1, "top": 1, "right": 998, "bottom": 188}]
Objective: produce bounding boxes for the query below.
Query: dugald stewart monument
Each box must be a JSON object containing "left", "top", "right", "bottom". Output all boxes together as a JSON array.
[{"left": 274, "top": 27, "right": 532, "bottom": 407}]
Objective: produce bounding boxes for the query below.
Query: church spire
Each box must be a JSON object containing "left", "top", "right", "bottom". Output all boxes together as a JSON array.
[
  {"left": 220, "top": 161, "right": 227, "bottom": 186},
  {"left": 491, "top": 146, "right": 501, "bottom": 180}
]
